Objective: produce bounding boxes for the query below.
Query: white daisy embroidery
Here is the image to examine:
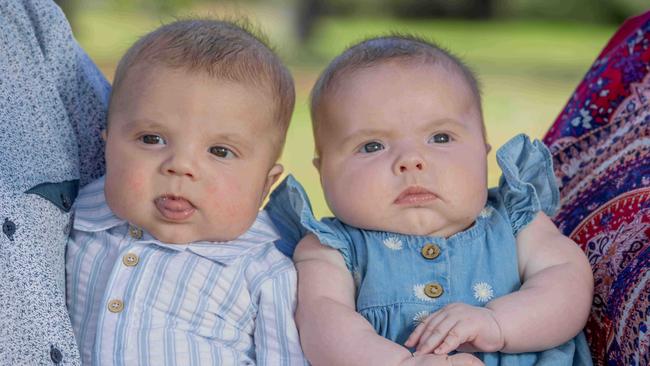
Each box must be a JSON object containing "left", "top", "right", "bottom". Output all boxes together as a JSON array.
[
  {"left": 479, "top": 207, "right": 494, "bottom": 218},
  {"left": 412, "top": 311, "right": 430, "bottom": 327},
  {"left": 473, "top": 282, "right": 494, "bottom": 303},
  {"left": 383, "top": 236, "right": 403, "bottom": 250},
  {"left": 413, "top": 284, "right": 436, "bottom": 302}
]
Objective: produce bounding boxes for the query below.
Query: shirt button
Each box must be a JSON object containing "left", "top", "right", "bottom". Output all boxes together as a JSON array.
[
  {"left": 60, "top": 193, "right": 72, "bottom": 211},
  {"left": 3, "top": 218, "right": 16, "bottom": 241},
  {"left": 122, "top": 253, "right": 139, "bottom": 267},
  {"left": 424, "top": 282, "right": 444, "bottom": 298},
  {"left": 129, "top": 225, "right": 143, "bottom": 239},
  {"left": 421, "top": 243, "right": 440, "bottom": 259},
  {"left": 108, "top": 299, "right": 124, "bottom": 313},
  {"left": 50, "top": 345, "right": 63, "bottom": 364}
]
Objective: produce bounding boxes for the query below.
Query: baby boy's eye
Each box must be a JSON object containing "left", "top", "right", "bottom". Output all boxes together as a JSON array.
[
  {"left": 359, "top": 141, "right": 385, "bottom": 154},
  {"left": 209, "top": 146, "right": 236, "bottom": 159},
  {"left": 428, "top": 133, "right": 451, "bottom": 144},
  {"left": 141, "top": 134, "right": 166, "bottom": 145}
]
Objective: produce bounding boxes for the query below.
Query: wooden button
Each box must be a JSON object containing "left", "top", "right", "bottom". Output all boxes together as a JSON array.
[
  {"left": 108, "top": 299, "right": 124, "bottom": 313},
  {"left": 424, "top": 283, "right": 444, "bottom": 298},
  {"left": 122, "top": 253, "right": 139, "bottom": 267},
  {"left": 421, "top": 243, "right": 440, "bottom": 259}
]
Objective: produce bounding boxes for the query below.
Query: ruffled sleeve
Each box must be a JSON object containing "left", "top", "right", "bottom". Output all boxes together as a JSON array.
[
  {"left": 265, "top": 175, "right": 354, "bottom": 266},
  {"left": 492, "top": 134, "right": 560, "bottom": 236}
]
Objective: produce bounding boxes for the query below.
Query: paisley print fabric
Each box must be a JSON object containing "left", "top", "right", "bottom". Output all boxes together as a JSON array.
[{"left": 543, "top": 10, "right": 650, "bottom": 366}]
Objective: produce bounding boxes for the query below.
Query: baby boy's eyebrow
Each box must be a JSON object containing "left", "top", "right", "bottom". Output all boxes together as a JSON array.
[{"left": 123, "top": 118, "right": 167, "bottom": 132}]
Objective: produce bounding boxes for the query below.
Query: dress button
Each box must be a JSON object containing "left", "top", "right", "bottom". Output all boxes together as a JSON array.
[
  {"left": 3, "top": 218, "right": 16, "bottom": 241},
  {"left": 50, "top": 345, "right": 63, "bottom": 364},
  {"left": 421, "top": 243, "right": 440, "bottom": 259},
  {"left": 129, "top": 225, "right": 143, "bottom": 239},
  {"left": 424, "top": 282, "right": 444, "bottom": 298},
  {"left": 123, "top": 253, "right": 139, "bottom": 267},
  {"left": 108, "top": 299, "right": 124, "bottom": 313}
]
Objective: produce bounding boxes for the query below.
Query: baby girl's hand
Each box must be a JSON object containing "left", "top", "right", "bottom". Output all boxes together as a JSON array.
[
  {"left": 404, "top": 303, "right": 504, "bottom": 355},
  {"left": 400, "top": 352, "right": 484, "bottom": 366}
]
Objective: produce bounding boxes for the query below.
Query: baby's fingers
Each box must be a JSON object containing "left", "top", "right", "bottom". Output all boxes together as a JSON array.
[
  {"left": 405, "top": 313, "right": 444, "bottom": 347},
  {"left": 414, "top": 316, "right": 455, "bottom": 354},
  {"left": 448, "top": 353, "right": 484, "bottom": 366}
]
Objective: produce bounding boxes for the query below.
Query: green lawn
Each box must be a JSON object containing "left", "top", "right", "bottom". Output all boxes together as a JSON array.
[{"left": 74, "top": 6, "right": 616, "bottom": 218}]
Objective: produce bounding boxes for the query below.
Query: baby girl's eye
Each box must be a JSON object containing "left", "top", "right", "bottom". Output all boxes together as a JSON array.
[
  {"left": 428, "top": 133, "right": 451, "bottom": 144},
  {"left": 140, "top": 134, "right": 166, "bottom": 145},
  {"left": 209, "top": 146, "right": 236, "bottom": 159},
  {"left": 359, "top": 141, "right": 385, "bottom": 154}
]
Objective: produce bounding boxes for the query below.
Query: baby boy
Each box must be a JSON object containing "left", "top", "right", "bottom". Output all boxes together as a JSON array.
[{"left": 65, "top": 19, "right": 307, "bottom": 365}]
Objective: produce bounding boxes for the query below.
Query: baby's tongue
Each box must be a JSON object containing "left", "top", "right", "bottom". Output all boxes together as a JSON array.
[{"left": 155, "top": 196, "right": 195, "bottom": 220}]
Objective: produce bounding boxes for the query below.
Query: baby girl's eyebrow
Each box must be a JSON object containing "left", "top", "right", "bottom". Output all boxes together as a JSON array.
[
  {"left": 420, "top": 118, "right": 468, "bottom": 132},
  {"left": 341, "top": 128, "right": 391, "bottom": 146}
]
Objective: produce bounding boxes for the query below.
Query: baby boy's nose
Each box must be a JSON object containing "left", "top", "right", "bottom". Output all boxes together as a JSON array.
[{"left": 161, "top": 153, "right": 197, "bottom": 179}]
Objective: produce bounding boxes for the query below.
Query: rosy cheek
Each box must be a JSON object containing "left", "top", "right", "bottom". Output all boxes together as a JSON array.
[{"left": 129, "top": 176, "right": 146, "bottom": 193}]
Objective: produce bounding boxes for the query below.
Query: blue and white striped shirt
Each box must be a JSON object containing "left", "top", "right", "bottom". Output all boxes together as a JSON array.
[{"left": 66, "top": 177, "right": 307, "bottom": 365}]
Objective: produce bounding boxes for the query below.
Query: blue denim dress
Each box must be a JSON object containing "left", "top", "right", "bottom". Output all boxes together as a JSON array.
[{"left": 267, "top": 134, "right": 592, "bottom": 365}]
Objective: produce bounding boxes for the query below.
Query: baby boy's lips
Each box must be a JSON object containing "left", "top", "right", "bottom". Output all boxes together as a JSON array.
[
  {"left": 394, "top": 186, "right": 438, "bottom": 205},
  {"left": 154, "top": 195, "right": 196, "bottom": 221}
]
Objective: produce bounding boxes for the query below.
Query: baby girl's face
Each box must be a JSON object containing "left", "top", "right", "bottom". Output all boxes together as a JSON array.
[
  {"left": 315, "top": 61, "right": 489, "bottom": 237},
  {"left": 104, "top": 65, "right": 282, "bottom": 244}
]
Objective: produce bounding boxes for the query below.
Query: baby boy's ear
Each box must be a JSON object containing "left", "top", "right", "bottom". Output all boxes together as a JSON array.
[
  {"left": 262, "top": 163, "right": 284, "bottom": 200},
  {"left": 312, "top": 157, "right": 321, "bottom": 171},
  {"left": 485, "top": 143, "right": 492, "bottom": 154},
  {"left": 101, "top": 129, "right": 108, "bottom": 141}
]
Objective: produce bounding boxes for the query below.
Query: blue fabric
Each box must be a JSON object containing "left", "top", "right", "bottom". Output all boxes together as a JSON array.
[
  {"left": 267, "top": 134, "right": 592, "bottom": 365},
  {"left": 0, "top": 1, "right": 109, "bottom": 364}
]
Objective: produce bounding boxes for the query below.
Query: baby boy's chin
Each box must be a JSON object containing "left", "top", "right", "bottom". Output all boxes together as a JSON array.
[{"left": 144, "top": 225, "right": 246, "bottom": 245}]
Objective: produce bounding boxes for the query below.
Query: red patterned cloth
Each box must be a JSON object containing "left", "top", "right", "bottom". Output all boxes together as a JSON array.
[{"left": 543, "top": 11, "right": 650, "bottom": 366}]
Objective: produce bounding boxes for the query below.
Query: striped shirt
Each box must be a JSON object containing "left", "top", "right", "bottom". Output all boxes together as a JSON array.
[{"left": 66, "top": 177, "right": 307, "bottom": 365}]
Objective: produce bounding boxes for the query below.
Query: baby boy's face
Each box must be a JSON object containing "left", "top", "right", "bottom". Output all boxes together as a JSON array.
[
  {"left": 315, "top": 61, "right": 489, "bottom": 238},
  {"left": 104, "top": 65, "right": 282, "bottom": 244}
]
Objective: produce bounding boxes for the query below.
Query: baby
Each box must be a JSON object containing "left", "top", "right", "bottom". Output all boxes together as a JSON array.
[
  {"left": 66, "top": 19, "right": 307, "bottom": 365},
  {"left": 266, "top": 35, "right": 594, "bottom": 365}
]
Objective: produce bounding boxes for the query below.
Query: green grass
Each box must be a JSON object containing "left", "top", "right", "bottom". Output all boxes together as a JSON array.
[{"left": 73, "top": 7, "right": 617, "bottom": 218}]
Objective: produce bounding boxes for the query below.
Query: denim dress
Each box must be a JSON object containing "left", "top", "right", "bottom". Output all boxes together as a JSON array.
[{"left": 267, "top": 135, "right": 592, "bottom": 366}]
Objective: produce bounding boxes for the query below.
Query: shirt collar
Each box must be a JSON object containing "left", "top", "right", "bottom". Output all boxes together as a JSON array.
[{"left": 73, "top": 176, "right": 281, "bottom": 266}]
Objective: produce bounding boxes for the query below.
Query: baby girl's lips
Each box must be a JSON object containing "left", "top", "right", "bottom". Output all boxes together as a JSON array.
[
  {"left": 154, "top": 195, "right": 196, "bottom": 221},
  {"left": 394, "top": 186, "right": 438, "bottom": 205}
]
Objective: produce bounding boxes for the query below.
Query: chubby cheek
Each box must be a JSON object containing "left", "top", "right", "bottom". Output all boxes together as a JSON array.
[
  {"left": 443, "top": 159, "right": 488, "bottom": 216},
  {"left": 203, "top": 176, "right": 261, "bottom": 224},
  {"left": 322, "top": 165, "right": 381, "bottom": 228},
  {"left": 104, "top": 163, "right": 149, "bottom": 218}
]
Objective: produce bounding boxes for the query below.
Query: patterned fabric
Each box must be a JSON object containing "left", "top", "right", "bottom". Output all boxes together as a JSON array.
[
  {"left": 0, "top": 1, "right": 109, "bottom": 364},
  {"left": 266, "top": 135, "right": 592, "bottom": 366},
  {"left": 67, "top": 177, "right": 307, "bottom": 366},
  {"left": 543, "top": 10, "right": 650, "bottom": 366}
]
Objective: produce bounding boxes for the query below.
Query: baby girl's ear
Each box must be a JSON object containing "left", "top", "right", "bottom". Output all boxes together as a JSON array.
[
  {"left": 485, "top": 143, "right": 492, "bottom": 154},
  {"left": 101, "top": 129, "right": 107, "bottom": 141}
]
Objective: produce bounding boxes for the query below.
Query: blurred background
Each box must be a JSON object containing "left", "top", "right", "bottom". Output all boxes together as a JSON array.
[{"left": 57, "top": 0, "right": 647, "bottom": 218}]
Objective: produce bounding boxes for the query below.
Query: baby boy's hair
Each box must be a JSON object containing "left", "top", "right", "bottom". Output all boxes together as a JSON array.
[
  {"left": 310, "top": 34, "right": 483, "bottom": 143},
  {"left": 110, "top": 18, "right": 295, "bottom": 154}
]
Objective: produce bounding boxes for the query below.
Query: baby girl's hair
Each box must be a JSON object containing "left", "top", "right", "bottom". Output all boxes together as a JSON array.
[
  {"left": 110, "top": 18, "right": 295, "bottom": 154},
  {"left": 310, "top": 34, "right": 483, "bottom": 146}
]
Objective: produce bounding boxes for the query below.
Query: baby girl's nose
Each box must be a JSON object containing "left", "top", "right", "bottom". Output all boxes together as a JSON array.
[{"left": 395, "top": 155, "right": 426, "bottom": 174}]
